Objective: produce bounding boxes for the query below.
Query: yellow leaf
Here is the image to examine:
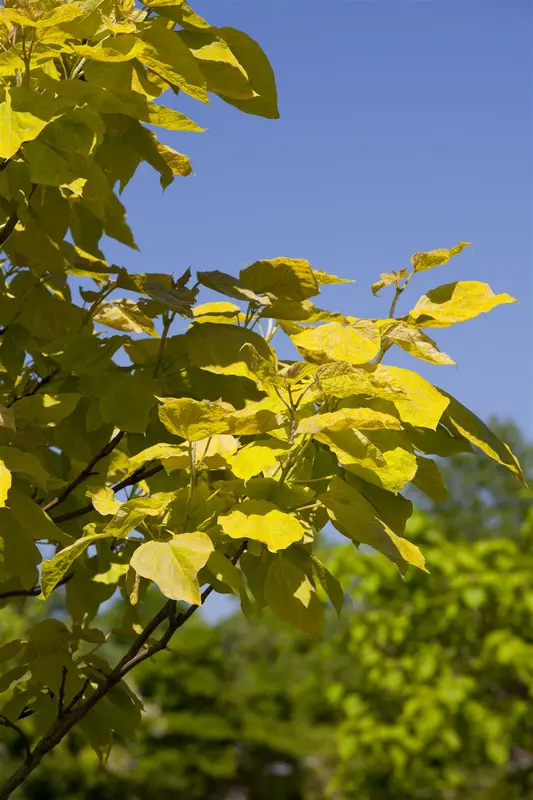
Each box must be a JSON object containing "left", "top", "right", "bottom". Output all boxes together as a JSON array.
[
  {"left": 313, "top": 269, "right": 354, "bottom": 285},
  {"left": 129, "top": 532, "right": 213, "bottom": 604},
  {"left": 40, "top": 530, "right": 111, "bottom": 599},
  {"left": 179, "top": 29, "right": 253, "bottom": 100},
  {"left": 439, "top": 390, "right": 524, "bottom": 481},
  {"left": 229, "top": 439, "right": 289, "bottom": 480},
  {"left": 219, "top": 500, "right": 305, "bottom": 552},
  {"left": 227, "top": 401, "right": 286, "bottom": 436},
  {"left": 380, "top": 320, "right": 455, "bottom": 365},
  {"left": 316, "top": 362, "right": 449, "bottom": 429},
  {"left": 186, "top": 322, "right": 277, "bottom": 382},
  {"left": 71, "top": 35, "right": 145, "bottom": 62},
  {"left": 193, "top": 301, "right": 241, "bottom": 323},
  {"left": 138, "top": 22, "right": 208, "bottom": 102},
  {"left": 93, "top": 299, "right": 158, "bottom": 337},
  {"left": 86, "top": 487, "right": 122, "bottom": 516},
  {"left": 371, "top": 268, "right": 408, "bottom": 296},
  {"left": 0, "top": 88, "right": 55, "bottom": 160},
  {"left": 296, "top": 408, "right": 402, "bottom": 436},
  {"left": 291, "top": 320, "right": 381, "bottom": 365},
  {"left": 159, "top": 397, "right": 234, "bottom": 442},
  {"left": 320, "top": 476, "right": 426, "bottom": 573},
  {"left": 410, "top": 281, "right": 516, "bottom": 327},
  {"left": 128, "top": 443, "right": 189, "bottom": 473},
  {"left": 195, "top": 434, "right": 240, "bottom": 468},
  {"left": 411, "top": 241, "right": 471, "bottom": 272},
  {"left": 0, "top": 461, "right": 11, "bottom": 507},
  {"left": 240, "top": 258, "right": 319, "bottom": 301}
]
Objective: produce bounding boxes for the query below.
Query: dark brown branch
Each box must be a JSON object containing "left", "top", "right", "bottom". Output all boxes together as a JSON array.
[
  {"left": 7, "top": 369, "right": 60, "bottom": 408},
  {"left": 51, "top": 464, "right": 164, "bottom": 524},
  {"left": 0, "top": 716, "right": 31, "bottom": 762},
  {"left": 0, "top": 574, "right": 72, "bottom": 602},
  {"left": 0, "top": 211, "right": 18, "bottom": 251},
  {"left": 57, "top": 668, "right": 67, "bottom": 719},
  {"left": 0, "top": 543, "right": 247, "bottom": 800},
  {"left": 42, "top": 431, "right": 125, "bottom": 514}
]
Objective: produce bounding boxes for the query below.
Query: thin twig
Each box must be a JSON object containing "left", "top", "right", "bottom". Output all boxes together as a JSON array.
[
  {"left": 57, "top": 668, "right": 67, "bottom": 719},
  {"left": 7, "top": 369, "right": 59, "bottom": 408},
  {"left": 51, "top": 464, "right": 164, "bottom": 525},
  {"left": 42, "top": 431, "right": 125, "bottom": 514},
  {"left": 0, "top": 574, "right": 73, "bottom": 602}
]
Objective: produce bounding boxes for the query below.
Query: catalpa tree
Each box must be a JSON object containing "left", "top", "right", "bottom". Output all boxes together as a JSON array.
[{"left": 0, "top": 0, "right": 523, "bottom": 795}]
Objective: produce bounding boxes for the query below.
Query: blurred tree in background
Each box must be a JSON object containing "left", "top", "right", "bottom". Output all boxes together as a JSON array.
[{"left": 1, "top": 420, "right": 532, "bottom": 800}]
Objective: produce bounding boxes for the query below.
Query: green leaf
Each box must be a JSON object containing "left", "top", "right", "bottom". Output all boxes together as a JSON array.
[
  {"left": 291, "top": 321, "right": 381, "bottom": 366},
  {"left": 264, "top": 555, "right": 324, "bottom": 638},
  {"left": 205, "top": 549, "right": 246, "bottom": 596},
  {"left": 185, "top": 323, "right": 277, "bottom": 382},
  {"left": 104, "top": 493, "right": 175, "bottom": 538},
  {"left": 410, "top": 281, "right": 516, "bottom": 328},
  {"left": 215, "top": 27, "right": 279, "bottom": 119},
  {"left": 159, "top": 397, "right": 234, "bottom": 442},
  {"left": 308, "top": 553, "right": 344, "bottom": 617},
  {"left": 178, "top": 29, "right": 253, "bottom": 100},
  {"left": 40, "top": 530, "right": 112, "bottom": 599},
  {"left": 99, "top": 373, "right": 157, "bottom": 434},
  {"left": 439, "top": 391, "right": 524, "bottom": 481},
  {"left": 8, "top": 487, "right": 72, "bottom": 546},
  {"left": 412, "top": 456, "right": 448, "bottom": 502},
  {"left": 411, "top": 241, "right": 471, "bottom": 272},
  {"left": 127, "top": 443, "right": 189, "bottom": 473},
  {"left": 0, "top": 447, "right": 49, "bottom": 490},
  {"left": 13, "top": 394, "right": 81, "bottom": 429},
  {"left": 129, "top": 532, "right": 214, "bottom": 604},
  {"left": 219, "top": 500, "right": 305, "bottom": 552},
  {"left": 197, "top": 270, "right": 268, "bottom": 304},
  {"left": 240, "top": 258, "right": 319, "bottom": 301},
  {"left": 0, "top": 508, "right": 40, "bottom": 589},
  {"left": 93, "top": 300, "right": 159, "bottom": 337},
  {"left": 380, "top": 320, "right": 455, "bottom": 365},
  {"left": 320, "top": 476, "right": 427, "bottom": 574}
]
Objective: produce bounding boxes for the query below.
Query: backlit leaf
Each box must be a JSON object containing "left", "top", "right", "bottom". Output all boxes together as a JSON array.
[
  {"left": 94, "top": 300, "right": 158, "bottom": 337},
  {"left": 296, "top": 408, "right": 402, "bottom": 436},
  {"left": 159, "top": 397, "right": 234, "bottom": 442},
  {"left": 229, "top": 439, "right": 289, "bottom": 480},
  {"left": 219, "top": 500, "right": 305, "bottom": 552},
  {"left": 129, "top": 532, "right": 213, "bottom": 604},
  {"left": 240, "top": 258, "right": 318, "bottom": 301},
  {"left": 40, "top": 529, "right": 112, "bottom": 599},
  {"left": 291, "top": 321, "right": 381, "bottom": 366},
  {"left": 380, "top": 320, "right": 455, "bottom": 365},
  {"left": 265, "top": 555, "right": 324, "bottom": 638}
]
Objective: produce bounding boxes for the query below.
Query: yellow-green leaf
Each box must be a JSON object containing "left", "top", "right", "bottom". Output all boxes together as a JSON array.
[
  {"left": 40, "top": 529, "right": 111, "bottom": 599},
  {"left": 0, "top": 461, "right": 10, "bottom": 507},
  {"left": 264, "top": 555, "right": 324, "bottom": 638},
  {"left": 316, "top": 363, "right": 449, "bottom": 429},
  {"left": 219, "top": 500, "right": 305, "bottom": 552},
  {"left": 313, "top": 269, "right": 354, "bottom": 286},
  {"left": 195, "top": 435, "right": 240, "bottom": 468},
  {"left": 159, "top": 397, "right": 234, "bottom": 442},
  {"left": 185, "top": 323, "right": 277, "bottom": 382},
  {"left": 240, "top": 258, "right": 318, "bottom": 301},
  {"left": 380, "top": 320, "right": 455, "bottom": 365},
  {"left": 412, "top": 456, "right": 448, "bottom": 502},
  {"left": 138, "top": 21, "right": 208, "bottom": 102},
  {"left": 410, "top": 281, "right": 516, "bottom": 328},
  {"left": 320, "top": 476, "right": 426, "bottom": 574},
  {"left": 229, "top": 439, "right": 289, "bottom": 480},
  {"left": 94, "top": 299, "right": 158, "bottom": 337},
  {"left": 8, "top": 488, "right": 72, "bottom": 546},
  {"left": 371, "top": 268, "right": 408, "bottom": 296},
  {"left": 439, "top": 390, "right": 524, "bottom": 481},
  {"left": 86, "top": 486, "right": 122, "bottom": 516},
  {"left": 129, "top": 532, "right": 213, "bottom": 604},
  {"left": 411, "top": 241, "right": 470, "bottom": 272},
  {"left": 291, "top": 321, "right": 381, "bottom": 365},
  {"left": 296, "top": 408, "right": 402, "bottom": 436},
  {"left": 215, "top": 27, "right": 279, "bottom": 119},
  {"left": 128, "top": 443, "right": 189, "bottom": 473},
  {"left": 0, "top": 87, "right": 56, "bottom": 159}
]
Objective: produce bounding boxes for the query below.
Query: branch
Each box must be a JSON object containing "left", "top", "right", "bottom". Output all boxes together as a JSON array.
[
  {"left": 0, "top": 211, "right": 17, "bottom": 250},
  {"left": 42, "top": 430, "right": 125, "bottom": 514},
  {"left": 0, "top": 574, "right": 73, "bottom": 602},
  {"left": 7, "top": 369, "right": 60, "bottom": 408},
  {"left": 51, "top": 464, "right": 164, "bottom": 525},
  {"left": 0, "top": 543, "right": 247, "bottom": 800}
]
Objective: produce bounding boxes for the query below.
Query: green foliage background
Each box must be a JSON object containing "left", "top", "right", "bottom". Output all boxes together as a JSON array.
[{"left": 1, "top": 422, "right": 532, "bottom": 799}]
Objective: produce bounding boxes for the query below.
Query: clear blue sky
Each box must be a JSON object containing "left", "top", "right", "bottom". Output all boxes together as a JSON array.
[{"left": 106, "top": 0, "right": 532, "bottom": 435}]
